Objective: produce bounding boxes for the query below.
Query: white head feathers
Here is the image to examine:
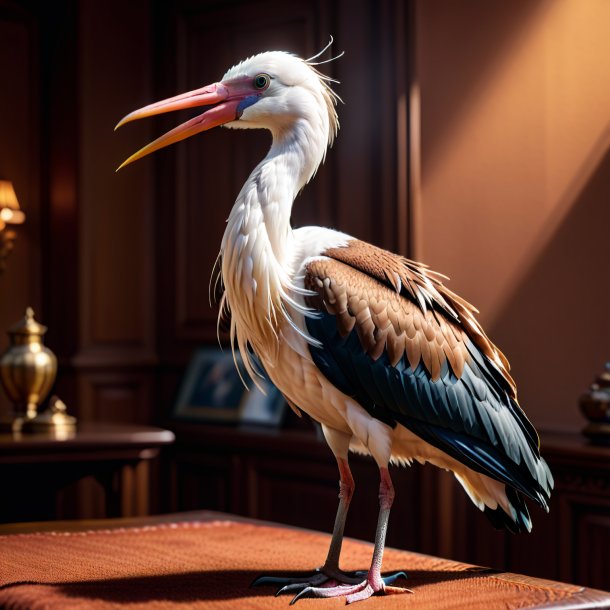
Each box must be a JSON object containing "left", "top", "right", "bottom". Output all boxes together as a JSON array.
[{"left": 221, "top": 50, "right": 341, "bottom": 149}]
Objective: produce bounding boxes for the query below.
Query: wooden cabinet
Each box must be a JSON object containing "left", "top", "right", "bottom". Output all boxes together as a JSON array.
[
  {"left": 0, "top": 423, "right": 174, "bottom": 523},
  {"left": 168, "top": 424, "right": 610, "bottom": 592}
]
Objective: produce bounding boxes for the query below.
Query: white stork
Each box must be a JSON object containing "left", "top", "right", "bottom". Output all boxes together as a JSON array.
[{"left": 116, "top": 47, "right": 553, "bottom": 604}]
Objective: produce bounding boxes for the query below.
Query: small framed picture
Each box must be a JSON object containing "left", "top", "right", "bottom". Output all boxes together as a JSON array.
[
  {"left": 173, "top": 347, "right": 286, "bottom": 426},
  {"left": 240, "top": 377, "right": 286, "bottom": 426}
]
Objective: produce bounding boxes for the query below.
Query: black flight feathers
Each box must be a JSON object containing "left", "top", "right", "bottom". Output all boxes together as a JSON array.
[{"left": 306, "top": 311, "right": 552, "bottom": 532}]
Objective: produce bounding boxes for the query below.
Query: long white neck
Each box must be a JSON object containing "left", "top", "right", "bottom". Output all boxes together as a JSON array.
[
  {"left": 219, "top": 117, "right": 328, "bottom": 377},
  {"left": 225, "top": 119, "right": 327, "bottom": 256}
]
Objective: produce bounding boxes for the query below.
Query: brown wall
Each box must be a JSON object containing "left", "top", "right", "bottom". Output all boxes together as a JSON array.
[{"left": 415, "top": 0, "right": 610, "bottom": 432}]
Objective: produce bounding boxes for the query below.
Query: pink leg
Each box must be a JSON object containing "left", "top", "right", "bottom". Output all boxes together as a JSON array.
[
  {"left": 290, "top": 467, "right": 411, "bottom": 605},
  {"left": 344, "top": 468, "right": 405, "bottom": 603},
  {"left": 252, "top": 457, "right": 362, "bottom": 593},
  {"left": 322, "top": 457, "right": 355, "bottom": 574}
]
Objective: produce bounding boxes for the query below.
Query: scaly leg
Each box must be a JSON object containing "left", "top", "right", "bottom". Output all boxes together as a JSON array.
[
  {"left": 321, "top": 457, "right": 355, "bottom": 575},
  {"left": 290, "top": 467, "right": 410, "bottom": 605},
  {"left": 252, "top": 457, "right": 362, "bottom": 593}
]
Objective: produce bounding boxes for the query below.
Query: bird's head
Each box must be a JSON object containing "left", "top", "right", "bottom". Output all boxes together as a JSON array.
[{"left": 116, "top": 50, "right": 340, "bottom": 171}]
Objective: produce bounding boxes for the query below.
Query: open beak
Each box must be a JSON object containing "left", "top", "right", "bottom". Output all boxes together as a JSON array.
[{"left": 115, "top": 82, "right": 244, "bottom": 171}]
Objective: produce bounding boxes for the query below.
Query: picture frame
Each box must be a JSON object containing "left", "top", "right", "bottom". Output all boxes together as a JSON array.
[{"left": 173, "top": 347, "right": 286, "bottom": 426}]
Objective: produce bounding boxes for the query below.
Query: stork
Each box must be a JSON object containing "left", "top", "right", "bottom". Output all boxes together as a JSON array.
[{"left": 116, "top": 47, "right": 553, "bottom": 605}]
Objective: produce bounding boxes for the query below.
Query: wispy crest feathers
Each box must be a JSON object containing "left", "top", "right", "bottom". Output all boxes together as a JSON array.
[
  {"left": 304, "top": 37, "right": 343, "bottom": 147},
  {"left": 305, "top": 36, "right": 345, "bottom": 67}
]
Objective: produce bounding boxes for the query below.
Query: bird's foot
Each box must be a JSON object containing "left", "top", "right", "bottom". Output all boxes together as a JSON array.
[
  {"left": 251, "top": 566, "right": 365, "bottom": 596},
  {"left": 288, "top": 571, "right": 411, "bottom": 605}
]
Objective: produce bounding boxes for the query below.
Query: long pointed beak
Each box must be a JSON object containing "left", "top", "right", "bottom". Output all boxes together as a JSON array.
[{"left": 115, "top": 82, "right": 240, "bottom": 171}]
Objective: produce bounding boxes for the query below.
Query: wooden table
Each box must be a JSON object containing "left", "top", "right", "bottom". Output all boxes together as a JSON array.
[
  {"left": 0, "top": 511, "right": 608, "bottom": 609},
  {"left": 0, "top": 422, "right": 175, "bottom": 523}
]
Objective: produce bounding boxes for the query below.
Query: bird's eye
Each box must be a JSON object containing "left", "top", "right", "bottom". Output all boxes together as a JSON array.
[{"left": 253, "top": 74, "right": 270, "bottom": 90}]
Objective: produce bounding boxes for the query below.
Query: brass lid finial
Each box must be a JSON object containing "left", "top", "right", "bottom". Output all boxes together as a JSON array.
[{"left": 8, "top": 307, "right": 48, "bottom": 337}]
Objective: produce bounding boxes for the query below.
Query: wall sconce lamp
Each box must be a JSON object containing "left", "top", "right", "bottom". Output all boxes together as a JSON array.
[{"left": 0, "top": 180, "right": 26, "bottom": 273}]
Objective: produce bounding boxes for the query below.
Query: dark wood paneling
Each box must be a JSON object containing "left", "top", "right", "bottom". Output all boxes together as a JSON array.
[
  {"left": 250, "top": 456, "right": 340, "bottom": 531},
  {"left": 37, "top": 0, "right": 79, "bottom": 361},
  {"left": 3, "top": 0, "right": 411, "bottom": 427},
  {"left": 0, "top": 1, "right": 158, "bottom": 426},
  {"left": 334, "top": 0, "right": 410, "bottom": 254},
  {"left": 170, "top": 422, "right": 440, "bottom": 555},
  {"left": 70, "top": 0, "right": 157, "bottom": 424},
  {"left": 172, "top": 452, "right": 235, "bottom": 514},
  {"left": 79, "top": 370, "right": 154, "bottom": 423},
  {"left": 0, "top": 0, "right": 83, "bottom": 426},
  {"left": 35, "top": 1, "right": 157, "bottom": 427},
  {"left": 155, "top": 0, "right": 410, "bottom": 365},
  {"left": 79, "top": 0, "right": 155, "bottom": 360},
  {"left": 0, "top": 1, "right": 42, "bottom": 357},
  {"left": 156, "top": 0, "right": 334, "bottom": 356},
  {"left": 559, "top": 494, "right": 610, "bottom": 590},
  {"left": 573, "top": 510, "right": 610, "bottom": 590}
]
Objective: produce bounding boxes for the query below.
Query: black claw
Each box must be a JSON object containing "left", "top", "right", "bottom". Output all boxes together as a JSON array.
[
  {"left": 382, "top": 571, "right": 408, "bottom": 585},
  {"left": 252, "top": 575, "right": 305, "bottom": 587},
  {"left": 251, "top": 575, "right": 277, "bottom": 587}
]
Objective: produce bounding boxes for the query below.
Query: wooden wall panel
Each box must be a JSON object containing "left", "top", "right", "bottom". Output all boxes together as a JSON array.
[
  {"left": 156, "top": 0, "right": 335, "bottom": 358},
  {"left": 247, "top": 455, "right": 341, "bottom": 531},
  {"left": 558, "top": 493, "right": 610, "bottom": 589},
  {"left": 172, "top": 453, "right": 235, "bottom": 514},
  {"left": 0, "top": 2, "right": 157, "bottom": 425},
  {"left": 42, "top": 0, "right": 157, "bottom": 425},
  {"left": 79, "top": 371, "right": 153, "bottom": 423},
  {"left": 0, "top": 2, "right": 41, "bottom": 358},
  {"left": 334, "top": 0, "right": 410, "bottom": 254},
  {"left": 40, "top": 0, "right": 80, "bottom": 361},
  {"left": 76, "top": 0, "right": 155, "bottom": 373},
  {"left": 573, "top": 510, "right": 610, "bottom": 590},
  {"left": 155, "top": 0, "right": 411, "bottom": 383}
]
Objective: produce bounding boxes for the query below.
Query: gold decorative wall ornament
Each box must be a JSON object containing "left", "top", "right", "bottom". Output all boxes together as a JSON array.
[{"left": 0, "top": 308, "right": 57, "bottom": 430}]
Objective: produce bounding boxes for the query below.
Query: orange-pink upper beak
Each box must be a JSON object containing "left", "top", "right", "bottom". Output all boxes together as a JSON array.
[{"left": 115, "top": 81, "right": 251, "bottom": 171}]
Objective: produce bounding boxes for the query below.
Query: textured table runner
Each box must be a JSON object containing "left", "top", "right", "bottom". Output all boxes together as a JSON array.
[{"left": 0, "top": 518, "right": 593, "bottom": 609}]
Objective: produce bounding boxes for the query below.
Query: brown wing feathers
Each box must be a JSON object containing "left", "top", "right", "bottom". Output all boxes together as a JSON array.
[
  {"left": 306, "top": 240, "right": 515, "bottom": 395},
  {"left": 305, "top": 258, "right": 468, "bottom": 381}
]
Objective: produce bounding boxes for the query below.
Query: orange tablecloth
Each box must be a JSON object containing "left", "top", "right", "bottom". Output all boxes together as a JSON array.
[{"left": 0, "top": 513, "right": 607, "bottom": 609}]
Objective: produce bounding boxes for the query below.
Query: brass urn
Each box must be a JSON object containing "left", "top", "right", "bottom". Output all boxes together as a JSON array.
[{"left": 0, "top": 308, "right": 57, "bottom": 424}]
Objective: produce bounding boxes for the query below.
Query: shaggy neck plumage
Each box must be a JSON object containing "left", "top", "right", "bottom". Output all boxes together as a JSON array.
[{"left": 219, "top": 113, "right": 328, "bottom": 378}]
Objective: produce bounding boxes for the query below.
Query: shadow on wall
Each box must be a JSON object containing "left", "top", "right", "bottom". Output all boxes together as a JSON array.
[{"left": 492, "top": 143, "right": 610, "bottom": 432}]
